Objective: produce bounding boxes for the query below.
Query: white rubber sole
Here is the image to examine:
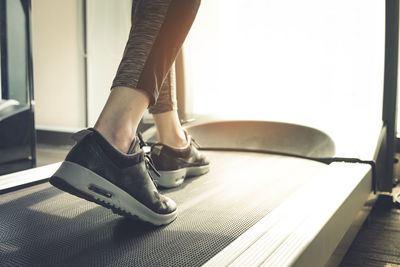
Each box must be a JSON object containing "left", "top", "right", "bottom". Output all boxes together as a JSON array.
[
  {"left": 153, "top": 165, "right": 210, "bottom": 188},
  {"left": 50, "top": 161, "right": 177, "bottom": 226}
]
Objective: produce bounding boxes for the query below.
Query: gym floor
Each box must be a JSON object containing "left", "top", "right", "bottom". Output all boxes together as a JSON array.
[
  {"left": 36, "top": 143, "right": 71, "bottom": 167},
  {"left": 341, "top": 187, "right": 400, "bottom": 266}
]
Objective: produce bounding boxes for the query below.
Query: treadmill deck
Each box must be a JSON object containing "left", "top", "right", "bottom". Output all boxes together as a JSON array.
[{"left": 0, "top": 151, "right": 326, "bottom": 266}]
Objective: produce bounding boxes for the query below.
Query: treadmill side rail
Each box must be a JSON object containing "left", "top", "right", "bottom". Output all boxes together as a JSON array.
[{"left": 203, "top": 162, "right": 372, "bottom": 267}]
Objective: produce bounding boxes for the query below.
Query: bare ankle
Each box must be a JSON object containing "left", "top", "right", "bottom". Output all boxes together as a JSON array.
[
  {"left": 94, "top": 125, "right": 135, "bottom": 153},
  {"left": 93, "top": 86, "right": 150, "bottom": 153},
  {"left": 159, "top": 129, "right": 188, "bottom": 148}
]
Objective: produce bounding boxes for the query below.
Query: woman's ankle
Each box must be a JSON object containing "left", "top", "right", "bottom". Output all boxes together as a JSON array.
[
  {"left": 153, "top": 111, "right": 188, "bottom": 148},
  {"left": 94, "top": 124, "right": 135, "bottom": 153},
  {"left": 159, "top": 128, "right": 188, "bottom": 148}
]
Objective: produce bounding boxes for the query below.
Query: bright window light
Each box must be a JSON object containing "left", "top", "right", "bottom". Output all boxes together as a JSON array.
[{"left": 184, "top": 0, "right": 385, "bottom": 156}]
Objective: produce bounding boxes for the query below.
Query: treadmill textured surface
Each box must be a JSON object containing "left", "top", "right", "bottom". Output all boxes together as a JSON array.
[{"left": 1, "top": 151, "right": 326, "bottom": 267}]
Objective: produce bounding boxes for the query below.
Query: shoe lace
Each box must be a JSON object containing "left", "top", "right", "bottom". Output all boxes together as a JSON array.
[
  {"left": 137, "top": 132, "right": 160, "bottom": 187},
  {"left": 191, "top": 137, "right": 201, "bottom": 149}
]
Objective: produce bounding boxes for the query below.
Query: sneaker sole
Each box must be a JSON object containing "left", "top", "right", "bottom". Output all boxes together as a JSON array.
[
  {"left": 49, "top": 161, "right": 177, "bottom": 226},
  {"left": 153, "top": 165, "right": 210, "bottom": 188}
]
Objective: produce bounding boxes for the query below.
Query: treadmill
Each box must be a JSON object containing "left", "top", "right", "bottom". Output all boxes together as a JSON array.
[{"left": 0, "top": 0, "right": 398, "bottom": 266}]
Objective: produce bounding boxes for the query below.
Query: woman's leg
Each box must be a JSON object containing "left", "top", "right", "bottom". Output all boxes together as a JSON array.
[
  {"left": 95, "top": 0, "right": 201, "bottom": 152},
  {"left": 148, "top": 61, "right": 210, "bottom": 189},
  {"left": 153, "top": 110, "right": 187, "bottom": 148},
  {"left": 50, "top": 0, "right": 201, "bottom": 225},
  {"left": 94, "top": 87, "right": 149, "bottom": 153},
  {"left": 149, "top": 65, "right": 187, "bottom": 148}
]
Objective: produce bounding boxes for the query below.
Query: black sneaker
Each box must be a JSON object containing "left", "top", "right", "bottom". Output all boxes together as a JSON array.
[
  {"left": 49, "top": 128, "right": 177, "bottom": 226},
  {"left": 149, "top": 131, "right": 210, "bottom": 188}
]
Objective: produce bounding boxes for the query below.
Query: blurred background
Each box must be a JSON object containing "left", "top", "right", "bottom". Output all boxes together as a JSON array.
[{"left": 0, "top": 0, "right": 392, "bottom": 170}]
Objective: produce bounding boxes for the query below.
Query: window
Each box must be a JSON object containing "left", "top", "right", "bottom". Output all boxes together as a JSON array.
[{"left": 184, "top": 0, "right": 385, "bottom": 153}]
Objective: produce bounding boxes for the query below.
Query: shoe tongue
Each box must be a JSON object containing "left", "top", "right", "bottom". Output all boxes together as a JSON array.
[{"left": 127, "top": 137, "right": 140, "bottom": 154}]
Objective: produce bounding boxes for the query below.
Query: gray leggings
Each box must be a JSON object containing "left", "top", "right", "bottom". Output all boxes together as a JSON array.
[{"left": 112, "top": 0, "right": 200, "bottom": 114}]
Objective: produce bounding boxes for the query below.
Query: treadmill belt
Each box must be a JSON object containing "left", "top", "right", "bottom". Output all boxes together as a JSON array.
[{"left": 0, "top": 151, "right": 326, "bottom": 267}]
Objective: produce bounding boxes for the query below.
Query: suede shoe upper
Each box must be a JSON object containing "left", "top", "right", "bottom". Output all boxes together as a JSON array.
[
  {"left": 150, "top": 134, "right": 209, "bottom": 171},
  {"left": 65, "top": 128, "right": 176, "bottom": 215}
]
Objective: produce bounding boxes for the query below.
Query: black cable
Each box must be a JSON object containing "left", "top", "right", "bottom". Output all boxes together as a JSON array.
[{"left": 196, "top": 147, "right": 378, "bottom": 194}]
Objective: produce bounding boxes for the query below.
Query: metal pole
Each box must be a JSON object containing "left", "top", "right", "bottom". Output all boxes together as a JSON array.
[
  {"left": 381, "top": 0, "right": 399, "bottom": 192},
  {"left": 0, "top": 0, "right": 9, "bottom": 99}
]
